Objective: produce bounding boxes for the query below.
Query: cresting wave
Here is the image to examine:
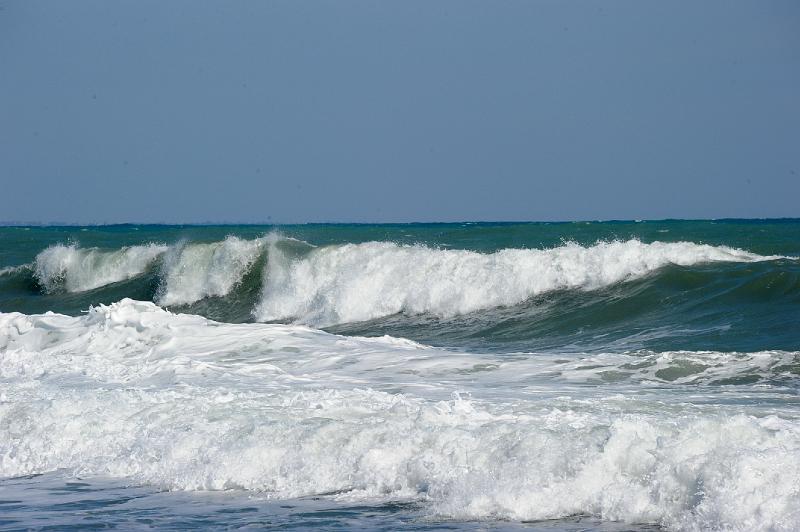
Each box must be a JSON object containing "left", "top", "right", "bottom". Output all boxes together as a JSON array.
[
  {"left": 22, "top": 238, "right": 784, "bottom": 326},
  {"left": 33, "top": 243, "right": 167, "bottom": 293},
  {"left": 156, "top": 236, "right": 266, "bottom": 305},
  {"left": 31, "top": 237, "right": 266, "bottom": 305},
  {"left": 1, "top": 300, "right": 799, "bottom": 530},
  {"left": 256, "top": 239, "right": 780, "bottom": 326}
]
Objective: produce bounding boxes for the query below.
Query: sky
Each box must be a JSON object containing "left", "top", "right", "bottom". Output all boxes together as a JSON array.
[{"left": 1, "top": 1, "right": 798, "bottom": 224}]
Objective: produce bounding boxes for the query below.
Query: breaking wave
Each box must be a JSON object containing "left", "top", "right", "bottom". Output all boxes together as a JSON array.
[
  {"left": 13, "top": 238, "right": 787, "bottom": 329},
  {"left": 29, "top": 237, "right": 268, "bottom": 306},
  {"left": 156, "top": 236, "right": 266, "bottom": 306},
  {"left": 1, "top": 300, "right": 799, "bottom": 530},
  {"left": 33, "top": 243, "right": 167, "bottom": 293},
  {"left": 254, "top": 239, "right": 780, "bottom": 326}
]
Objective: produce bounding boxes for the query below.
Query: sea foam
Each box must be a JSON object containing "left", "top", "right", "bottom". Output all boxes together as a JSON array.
[
  {"left": 1, "top": 301, "right": 799, "bottom": 531},
  {"left": 0, "top": 264, "right": 30, "bottom": 277},
  {"left": 255, "top": 239, "right": 777, "bottom": 326}
]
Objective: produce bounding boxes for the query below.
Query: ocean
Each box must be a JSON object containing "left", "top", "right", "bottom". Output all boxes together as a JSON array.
[{"left": 0, "top": 220, "right": 798, "bottom": 530}]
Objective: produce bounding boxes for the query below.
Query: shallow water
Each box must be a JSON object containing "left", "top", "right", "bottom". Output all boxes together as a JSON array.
[{"left": 0, "top": 472, "right": 670, "bottom": 531}]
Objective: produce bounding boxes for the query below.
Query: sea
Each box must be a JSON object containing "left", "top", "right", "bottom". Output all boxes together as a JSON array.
[{"left": 0, "top": 220, "right": 798, "bottom": 531}]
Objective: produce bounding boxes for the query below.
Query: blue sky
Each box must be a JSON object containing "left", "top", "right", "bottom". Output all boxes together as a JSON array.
[{"left": 1, "top": 1, "right": 798, "bottom": 223}]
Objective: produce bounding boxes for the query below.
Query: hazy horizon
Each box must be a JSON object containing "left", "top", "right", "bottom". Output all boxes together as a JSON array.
[
  {"left": 2, "top": 216, "right": 800, "bottom": 227},
  {"left": 2, "top": 1, "right": 798, "bottom": 223}
]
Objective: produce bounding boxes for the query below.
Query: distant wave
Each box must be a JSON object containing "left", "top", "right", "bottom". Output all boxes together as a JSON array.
[{"left": 254, "top": 239, "right": 782, "bottom": 326}]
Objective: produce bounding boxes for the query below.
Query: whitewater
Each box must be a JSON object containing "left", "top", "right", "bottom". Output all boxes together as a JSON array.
[
  {"left": 1, "top": 221, "right": 799, "bottom": 530},
  {"left": 26, "top": 236, "right": 781, "bottom": 325}
]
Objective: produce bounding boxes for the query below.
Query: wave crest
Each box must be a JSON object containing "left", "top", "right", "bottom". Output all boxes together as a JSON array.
[
  {"left": 255, "top": 239, "right": 776, "bottom": 326},
  {"left": 33, "top": 243, "right": 167, "bottom": 293},
  {"left": 156, "top": 236, "right": 265, "bottom": 306},
  {"left": 21, "top": 238, "right": 785, "bottom": 327}
]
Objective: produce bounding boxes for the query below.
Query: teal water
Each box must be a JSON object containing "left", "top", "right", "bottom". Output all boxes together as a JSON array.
[
  {"left": 2, "top": 220, "right": 798, "bottom": 352},
  {"left": 1, "top": 220, "right": 799, "bottom": 530}
]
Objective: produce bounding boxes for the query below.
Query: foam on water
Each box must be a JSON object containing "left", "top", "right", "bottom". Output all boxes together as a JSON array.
[
  {"left": 33, "top": 244, "right": 167, "bottom": 293},
  {"left": 2, "top": 300, "right": 799, "bottom": 531},
  {"left": 156, "top": 236, "right": 266, "bottom": 306},
  {"left": 0, "top": 264, "right": 30, "bottom": 277},
  {"left": 255, "top": 239, "right": 778, "bottom": 326}
]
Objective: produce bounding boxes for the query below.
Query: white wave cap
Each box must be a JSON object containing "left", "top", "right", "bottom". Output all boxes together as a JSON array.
[
  {"left": 0, "top": 264, "right": 31, "bottom": 277},
  {"left": 1, "top": 300, "right": 799, "bottom": 531},
  {"left": 157, "top": 236, "right": 265, "bottom": 306},
  {"left": 33, "top": 243, "right": 167, "bottom": 293},
  {"left": 255, "top": 239, "right": 776, "bottom": 326}
]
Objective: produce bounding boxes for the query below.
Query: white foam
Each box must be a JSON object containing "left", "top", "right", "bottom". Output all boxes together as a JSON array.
[
  {"left": 156, "top": 236, "right": 265, "bottom": 306},
  {"left": 1, "top": 301, "right": 799, "bottom": 530},
  {"left": 0, "top": 264, "right": 30, "bottom": 277},
  {"left": 33, "top": 244, "right": 167, "bottom": 293},
  {"left": 254, "top": 239, "right": 777, "bottom": 326}
]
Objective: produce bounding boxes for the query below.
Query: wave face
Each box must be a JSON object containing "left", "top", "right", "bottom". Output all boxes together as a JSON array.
[
  {"left": 1, "top": 300, "right": 799, "bottom": 530},
  {"left": 30, "top": 238, "right": 266, "bottom": 304},
  {"left": 33, "top": 243, "right": 167, "bottom": 293},
  {"left": 254, "top": 239, "right": 777, "bottom": 326},
  {"left": 156, "top": 236, "right": 266, "bottom": 306}
]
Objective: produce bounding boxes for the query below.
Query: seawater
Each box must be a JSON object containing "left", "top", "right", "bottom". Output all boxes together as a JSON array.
[{"left": 1, "top": 220, "right": 798, "bottom": 530}]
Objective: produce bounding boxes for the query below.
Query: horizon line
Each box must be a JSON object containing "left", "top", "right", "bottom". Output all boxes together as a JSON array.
[{"left": 1, "top": 217, "right": 799, "bottom": 228}]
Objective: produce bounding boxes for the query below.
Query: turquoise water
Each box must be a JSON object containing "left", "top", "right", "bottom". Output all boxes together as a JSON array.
[{"left": 1, "top": 220, "right": 799, "bottom": 530}]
